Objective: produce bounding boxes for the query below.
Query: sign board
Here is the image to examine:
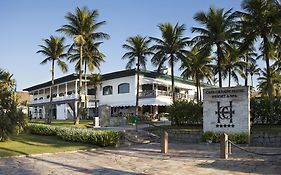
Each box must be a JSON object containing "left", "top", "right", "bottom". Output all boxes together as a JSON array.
[{"left": 203, "top": 86, "right": 250, "bottom": 135}]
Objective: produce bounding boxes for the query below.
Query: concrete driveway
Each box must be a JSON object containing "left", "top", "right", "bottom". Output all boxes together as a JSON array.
[{"left": 0, "top": 143, "right": 280, "bottom": 175}]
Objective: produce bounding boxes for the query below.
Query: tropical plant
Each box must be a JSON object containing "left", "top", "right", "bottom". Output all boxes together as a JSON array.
[
  {"left": 37, "top": 36, "right": 68, "bottom": 124},
  {"left": 150, "top": 23, "right": 189, "bottom": 102},
  {"left": 89, "top": 73, "right": 102, "bottom": 120},
  {"left": 180, "top": 47, "right": 213, "bottom": 102},
  {"left": 122, "top": 35, "right": 153, "bottom": 115},
  {"left": 221, "top": 47, "right": 247, "bottom": 87},
  {"left": 192, "top": 7, "right": 239, "bottom": 87},
  {"left": 238, "top": 0, "right": 281, "bottom": 111},
  {"left": 248, "top": 62, "right": 261, "bottom": 87},
  {"left": 257, "top": 67, "right": 281, "bottom": 97},
  {"left": 0, "top": 69, "right": 28, "bottom": 141},
  {"left": 57, "top": 7, "right": 109, "bottom": 125}
]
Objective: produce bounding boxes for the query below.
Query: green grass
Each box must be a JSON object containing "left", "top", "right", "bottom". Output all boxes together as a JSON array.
[
  {"left": 0, "top": 133, "right": 94, "bottom": 157},
  {"left": 29, "top": 119, "right": 93, "bottom": 128}
]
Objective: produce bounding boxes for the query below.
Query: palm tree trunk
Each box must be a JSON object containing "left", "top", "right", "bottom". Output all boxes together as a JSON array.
[
  {"left": 84, "top": 60, "right": 87, "bottom": 116},
  {"left": 171, "top": 54, "right": 175, "bottom": 102},
  {"left": 195, "top": 75, "right": 199, "bottom": 102},
  {"left": 135, "top": 58, "right": 140, "bottom": 116},
  {"left": 75, "top": 45, "right": 83, "bottom": 125},
  {"left": 263, "top": 36, "right": 273, "bottom": 123},
  {"left": 229, "top": 68, "right": 231, "bottom": 87},
  {"left": 216, "top": 44, "right": 223, "bottom": 88},
  {"left": 251, "top": 75, "right": 253, "bottom": 88},
  {"left": 48, "top": 59, "right": 55, "bottom": 124},
  {"left": 245, "top": 56, "right": 249, "bottom": 86}
]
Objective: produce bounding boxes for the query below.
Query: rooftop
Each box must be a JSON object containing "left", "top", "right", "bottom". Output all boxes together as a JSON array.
[{"left": 23, "top": 69, "right": 214, "bottom": 91}]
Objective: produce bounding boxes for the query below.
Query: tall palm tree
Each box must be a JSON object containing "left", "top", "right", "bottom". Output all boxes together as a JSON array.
[
  {"left": 150, "top": 23, "right": 189, "bottom": 102},
  {"left": 257, "top": 67, "right": 281, "bottom": 97},
  {"left": 221, "top": 48, "right": 247, "bottom": 87},
  {"left": 248, "top": 62, "right": 261, "bottom": 88},
  {"left": 238, "top": 0, "right": 281, "bottom": 109},
  {"left": 37, "top": 36, "right": 68, "bottom": 124},
  {"left": 57, "top": 7, "right": 109, "bottom": 125},
  {"left": 89, "top": 73, "right": 102, "bottom": 121},
  {"left": 68, "top": 40, "right": 105, "bottom": 108},
  {"left": 240, "top": 47, "right": 257, "bottom": 86},
  {"left": 122, "top": 36, "right": 153, "bottom": 115},
  {"left": 180, "top": 47, "right": 213, "bottom": 102},
  {"left": 192, "top": 7, "right": 239, "bottom": 87}
]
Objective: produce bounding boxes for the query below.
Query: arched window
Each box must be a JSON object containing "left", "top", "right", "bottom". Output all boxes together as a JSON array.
[
  {"left": 118, "top": 83, "right": 130, "bottom": 94},
  {"left": 103, "top": 86, "right": 113, "bottom": 95}
]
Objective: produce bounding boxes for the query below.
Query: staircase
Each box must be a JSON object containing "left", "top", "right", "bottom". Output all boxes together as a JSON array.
[
  {"left": 120, "top": 129, "right": 160, "bottom": 146},
  {"left": 66, "top": 103, "right": 75, "bottom": 119}
]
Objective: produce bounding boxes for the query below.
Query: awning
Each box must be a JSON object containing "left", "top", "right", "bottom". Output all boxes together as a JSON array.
[{"left": 100, "top": 98, "right": 172, "bottom": 107}]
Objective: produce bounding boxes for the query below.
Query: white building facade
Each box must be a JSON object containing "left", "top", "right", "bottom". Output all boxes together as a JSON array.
[{"left": 24, "top": 69, "right": 211, "bottom": 120}]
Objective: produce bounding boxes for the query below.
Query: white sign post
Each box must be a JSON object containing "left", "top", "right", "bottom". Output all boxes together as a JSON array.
[{"left": 203, "top": 86, "right": 250, "bottom": 135}]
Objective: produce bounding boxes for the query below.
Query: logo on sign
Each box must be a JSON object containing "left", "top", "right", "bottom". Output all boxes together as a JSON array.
[{"left": 215, "top": 101, "right": 235, "bottom": 128}]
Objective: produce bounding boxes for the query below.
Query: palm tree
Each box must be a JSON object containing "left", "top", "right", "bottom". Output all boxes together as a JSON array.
[
  {"left": 180, "top": 47, "right": 213, "bottom": 102},
  {"left": 238, "top": 0, "right": 281, "bottom": 109},
  {"left": 68, "top": 40, "right": 105, "bottom": 108},
  {"left": 37, "top": 36, "right": 68, "bottom": 124},
  {"left": 248, "top": 62, "right": 261, "bottom": 88},
  {"left": 192, "top": 7, "right": 239, "bottom": 87},
  {"left": 89, "top": 73, "right": 102, "bottom": 121},
  {"left": 240, "top": 47, "right": 257, "bottom": 86},
  {"left": 122, "top": 35, "right": 153, "bottom": 116},
  {"left": 222, "top": 48, "right": 247, "bottom": 87},
  {"left": 0, "top": 69, "right": 15, "bottom": 92},
  {"left": 258, "top": 67, "right": 281, "bottom": 97},
  {"left": 150, "top": 23, "right": 189, "bottom": 102},
  {"left": 57, "top": 7, "right": 109, "bottom": 125}
]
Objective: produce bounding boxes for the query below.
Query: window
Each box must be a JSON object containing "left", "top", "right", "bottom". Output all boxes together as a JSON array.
[
  {"left": 88, "top": 88, "right": 96, "bottom": 95},
  {"left": 103, "top": 86, "right": 113, "bottom": 95},
  {"left": 118, "top": 83, "right": 130, "bottom": 94}
]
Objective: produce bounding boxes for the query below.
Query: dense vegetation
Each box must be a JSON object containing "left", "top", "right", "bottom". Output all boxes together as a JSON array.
[
  {"left": 167, "top": 101, "right": 203, "bottom": 126},
  {"left": 28, "top": 123, "right": 119, "bottom": 147},
  {"left": 35, "top": 0, "right": 281, "bottom": 125},
  {"left": 0, "top": 69, "right": 28, "bottom": 141}
]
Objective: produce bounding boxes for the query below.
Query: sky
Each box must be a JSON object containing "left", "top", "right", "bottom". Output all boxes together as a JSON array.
[{"left": 0, "top": 0, "right": 245, "bottom": 91}]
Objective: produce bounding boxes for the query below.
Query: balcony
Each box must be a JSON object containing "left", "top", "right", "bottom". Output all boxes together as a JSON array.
[{"left": 139, "top": 90, "right": 193, "bottom": 100}]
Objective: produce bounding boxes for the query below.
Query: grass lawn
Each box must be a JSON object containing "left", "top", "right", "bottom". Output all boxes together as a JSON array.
[
  {"left": 29, "top": 119, "right": 93, "bottom": 128},
  {"left": 0, "top": 133, "right": 95, "bottom": 157}
]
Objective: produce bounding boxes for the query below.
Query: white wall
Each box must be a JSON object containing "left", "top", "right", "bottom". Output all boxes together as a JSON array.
[{"left": 99, "top": 75, "right": 136, "bottom": 106}]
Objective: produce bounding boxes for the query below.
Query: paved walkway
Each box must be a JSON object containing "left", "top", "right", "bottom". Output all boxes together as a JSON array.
[{"left": 0, "top": 143, "right": 280, "bottom": 175}]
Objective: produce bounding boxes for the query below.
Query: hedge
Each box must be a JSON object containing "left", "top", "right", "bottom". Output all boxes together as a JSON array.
[
  {"left": 202, "top": 131, "right": 249, "bottom": 144},
  {"left": 28, "top": 123, "right": 119, "bottom": 147}
]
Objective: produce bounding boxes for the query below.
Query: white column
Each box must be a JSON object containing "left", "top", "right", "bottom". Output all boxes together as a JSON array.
[
  {"left": 57, "top": 85, "right": 59, "bottom": 98},
  {"left": 65, "top": 83, "right": 68, "bottom": 97},
  {"left": 75, "top": 80, "right": 78, "bottom": 97},
  {"left": 43, "top": 89, "right": 45, "bottom": 102}
]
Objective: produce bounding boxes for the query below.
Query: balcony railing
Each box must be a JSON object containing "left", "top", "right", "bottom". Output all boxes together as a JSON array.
[{"left": 139, "top": 90, "right": 194, "bottom": 100}]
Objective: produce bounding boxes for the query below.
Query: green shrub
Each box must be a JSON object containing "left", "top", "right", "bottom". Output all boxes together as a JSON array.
[
  {"left": 27, "top": 124, "right": 119, "bottom": 147},
  {"left": 202, "top": 132, "right": 249, "bottom": 144},
  {"left": 167, "top": 100, "right": 202, "bottom": 126},
  {"left": 251, "top": 97, "right": 281, "bottom": 124}
]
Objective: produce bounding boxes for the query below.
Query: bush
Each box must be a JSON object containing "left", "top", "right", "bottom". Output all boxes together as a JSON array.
[
  {"left": 0, "top": 88, "right": 28, "bottom": 141},
  {"left": 167, "top": 100, "right": 202, "bottom": 126},
  {"left": 251, "top": 97, "right": 281, "bottom": 124},
  {"left": 28, "top": 124, "right": 119, "bottom": 147},
  {"left": 202, "top": 131, "right": 249, "bottom": 144}
]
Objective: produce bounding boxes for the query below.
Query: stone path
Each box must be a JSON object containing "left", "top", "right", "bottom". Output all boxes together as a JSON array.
[{"left": 0, "top": 143, "right": 280, "bottom": 175}]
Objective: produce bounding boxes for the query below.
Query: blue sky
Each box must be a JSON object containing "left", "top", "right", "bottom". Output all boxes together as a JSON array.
[{"left": 0, "top": 0, "right": 244, "bottom": 90}]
